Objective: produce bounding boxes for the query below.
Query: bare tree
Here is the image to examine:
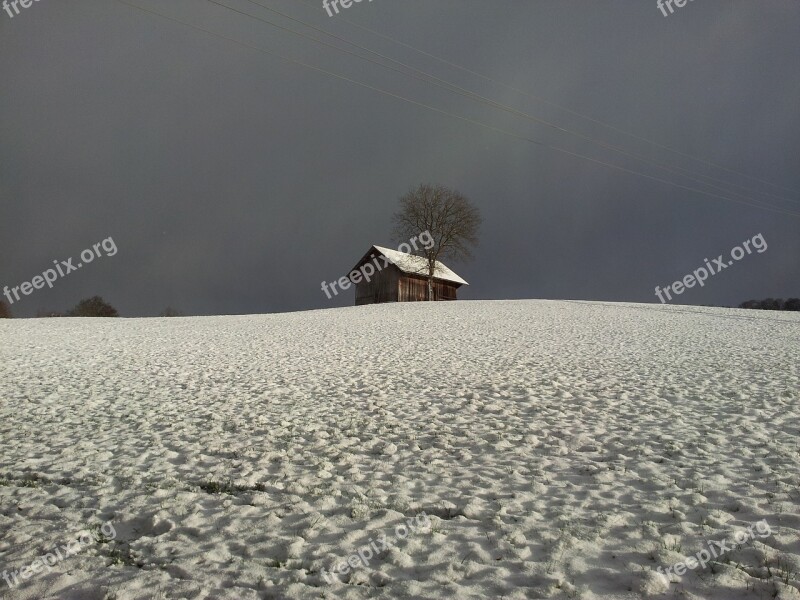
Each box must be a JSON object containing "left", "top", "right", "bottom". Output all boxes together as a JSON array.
[
  {"left": 159, "top": 306, "right": 185, "bottom": 317},
  {"left": 392, "top": 183, "right": 481, "bottom": 300},
  {"left": 67, "top": 296, "right": 119, "bottom": 317}
]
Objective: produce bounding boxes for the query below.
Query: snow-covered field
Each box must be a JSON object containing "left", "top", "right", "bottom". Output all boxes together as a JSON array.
[{"left": 1, "top": 300, "right": 798, "bottom": 600}]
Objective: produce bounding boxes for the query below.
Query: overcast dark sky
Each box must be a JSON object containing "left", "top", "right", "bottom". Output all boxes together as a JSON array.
[{"left": 1, "top": 0, "right": 798, "bottom": 317}]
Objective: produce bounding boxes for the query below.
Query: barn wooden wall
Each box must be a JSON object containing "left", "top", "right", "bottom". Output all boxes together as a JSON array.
[
  {"left": 398, "top": 274, "right": 458, "bottom": 302},
  {"left": 355, "top": 267, "right": 399, "bottom": 305},
  {"left": 354, "top": 265, "right": 460, "bottom": 305}
]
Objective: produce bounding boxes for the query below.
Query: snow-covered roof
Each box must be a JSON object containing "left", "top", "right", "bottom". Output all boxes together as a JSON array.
[{"left": 367, "top": 245, "right": 469, "bottom": 286}]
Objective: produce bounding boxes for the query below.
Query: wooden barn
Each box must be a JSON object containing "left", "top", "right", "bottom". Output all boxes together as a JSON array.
[{"left": 349, "top": 245, "right": 468, "bottom": 305}]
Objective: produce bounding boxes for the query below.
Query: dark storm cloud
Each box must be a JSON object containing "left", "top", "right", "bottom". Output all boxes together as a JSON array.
[{"left": 1, "top": 0, "right": 798, "bottom": 317}]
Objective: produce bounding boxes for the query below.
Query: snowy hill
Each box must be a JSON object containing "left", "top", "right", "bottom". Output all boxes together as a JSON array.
[{"left": 1, "top": 300, "right": 798, "bottom": 599}]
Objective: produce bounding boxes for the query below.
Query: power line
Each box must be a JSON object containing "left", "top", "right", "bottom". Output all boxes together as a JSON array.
[
  {"left": 300, "top": 0, "right": 800, "bottom": 198},
  {"left": 114, "top": 0, "right": 800, "bottom": 218},
  {"left": 210, "top": 0, "right": 799, "bottom": 211}
]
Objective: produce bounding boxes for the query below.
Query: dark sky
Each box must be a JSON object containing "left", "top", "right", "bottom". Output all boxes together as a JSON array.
[{"left": 2, "top": 0, "right": 798, "bottom": 317}]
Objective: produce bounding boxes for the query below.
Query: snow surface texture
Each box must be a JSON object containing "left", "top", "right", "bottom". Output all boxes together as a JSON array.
[{"left": 0, "top": 300, "right": 798, "bottom": 600}]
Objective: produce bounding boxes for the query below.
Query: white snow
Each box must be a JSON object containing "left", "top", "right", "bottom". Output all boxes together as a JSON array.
[{"left": 0, "top": 300, "right": 798, "bottom": 599}]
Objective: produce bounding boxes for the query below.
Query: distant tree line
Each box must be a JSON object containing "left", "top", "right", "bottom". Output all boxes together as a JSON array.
[
  {"left": 159, "top": 306, "right": 185, "bottom": 317},
  {"left": 738, "top": 298, "right": 800, "bottom": 311},
  {"left": 29, "top": 296, "right": 120, "bottom": 317},
  {"left": 67, "top": 296, "right": 120, "bottom": 317},
  {"left": 0, "top": 296, "right": 186, "bottom": 318}
]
